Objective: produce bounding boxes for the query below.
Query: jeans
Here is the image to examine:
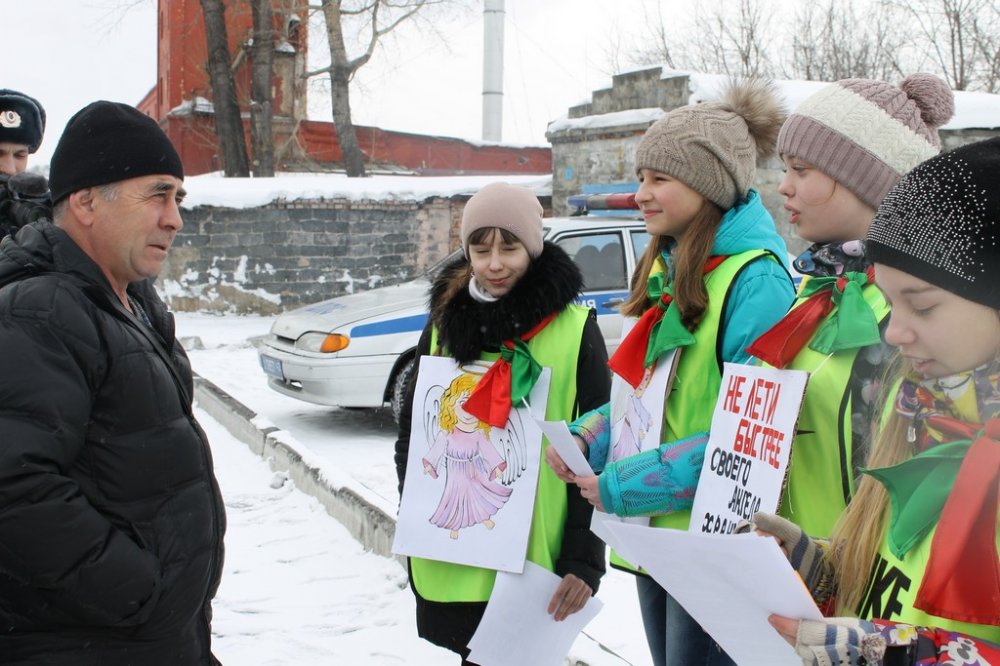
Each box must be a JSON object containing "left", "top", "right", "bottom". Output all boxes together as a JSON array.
[{"left": 635, "top": 576, "right": 737, "bottom": 666}]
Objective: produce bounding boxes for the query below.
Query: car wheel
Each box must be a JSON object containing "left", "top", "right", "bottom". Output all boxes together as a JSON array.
[{"left": 390, "top": 356, "right": 416, "bottom": 424}]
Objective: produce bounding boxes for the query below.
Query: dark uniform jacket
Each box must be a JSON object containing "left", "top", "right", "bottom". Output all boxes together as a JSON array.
[{"left": 0, "top": 221, "right": 225, "bottom": 665}]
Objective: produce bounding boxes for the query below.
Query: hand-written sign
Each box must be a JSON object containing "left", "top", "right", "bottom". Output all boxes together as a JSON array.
[{"left": 690, "top": 363, "right": 808, "bottom": 535}]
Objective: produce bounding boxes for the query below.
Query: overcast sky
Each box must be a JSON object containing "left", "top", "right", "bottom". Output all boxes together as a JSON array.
[{"left": 4, "top": 0, "right": 642, "bottom": 168}]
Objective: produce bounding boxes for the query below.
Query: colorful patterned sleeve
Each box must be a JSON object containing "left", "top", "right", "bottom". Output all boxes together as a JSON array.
[
  {"left": 595, "top": 432, "right": 709, "bottom": 516},
  {"left": 568, "top": 402, "right": 612, "bottom": 473}
]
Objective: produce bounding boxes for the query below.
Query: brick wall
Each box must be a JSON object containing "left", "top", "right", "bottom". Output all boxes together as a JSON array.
[{"left": 162, "top": 197, "right": 454, "bottom": 313}]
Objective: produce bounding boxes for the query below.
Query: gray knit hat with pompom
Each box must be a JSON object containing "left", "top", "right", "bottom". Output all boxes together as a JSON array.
[
  {"left": 634, "top": 78, "right": 786, "bottom": 210},
  {"left": 777, "top": 73, "right": 954, "bottom": 209}
]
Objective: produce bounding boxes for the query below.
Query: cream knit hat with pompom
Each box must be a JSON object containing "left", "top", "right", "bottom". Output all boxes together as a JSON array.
[{"left": 777, "top": 74, "right": 955, "bottom": 209}]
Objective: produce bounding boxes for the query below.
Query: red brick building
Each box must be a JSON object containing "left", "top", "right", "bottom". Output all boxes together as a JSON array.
[{"left": 136, "top": 0, "right": 550, "bottom": 177}]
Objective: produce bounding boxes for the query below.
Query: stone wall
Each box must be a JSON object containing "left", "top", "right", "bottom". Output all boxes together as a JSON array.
[
  {"left": 162, "top": 197, "right": 454, "bottom": 313},
  {"left": 162, "top": 193, "right": 553, "bottom": 314}
]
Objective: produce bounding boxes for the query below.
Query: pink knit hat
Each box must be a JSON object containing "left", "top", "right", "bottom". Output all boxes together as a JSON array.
[
  {"left": 460, "top": 182, "right": 544, "bottom": 258},
  {"left": 777, "top": 74, "right": 954, "bottom": 209}
]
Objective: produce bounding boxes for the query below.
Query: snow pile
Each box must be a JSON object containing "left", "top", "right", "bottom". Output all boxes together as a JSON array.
[{"left": 181, "top": 172, "right": 552, "bottom": 210}]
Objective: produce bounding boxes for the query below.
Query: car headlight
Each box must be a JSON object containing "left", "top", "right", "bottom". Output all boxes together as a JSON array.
[{"left": 296, "top": 332, "right": 350, "bottom": 353}]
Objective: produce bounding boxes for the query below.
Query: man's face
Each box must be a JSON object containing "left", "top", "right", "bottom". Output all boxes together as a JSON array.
[
  {"left": 0, "top": 142, "right": 29, "bottom": 176},
  {"left": 88, "top": 174, "right": 186, "bottom": 293}
]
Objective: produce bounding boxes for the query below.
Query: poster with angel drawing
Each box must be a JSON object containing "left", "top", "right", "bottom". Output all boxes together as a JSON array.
[
  {"left": 607, "top": 317, "right": 678, "bottom": 465},
  {"left": 591, "top": 318, "right": 680, "bottom": 552},
  {"left": 392, "top": 355, "right": 550, "bottom": 573}
]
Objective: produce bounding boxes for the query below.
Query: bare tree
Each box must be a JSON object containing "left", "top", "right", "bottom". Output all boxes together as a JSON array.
[
  {"left": 250, "top": 0, "right": 276, "bottom": 176},
  {"left": 623, "top": 0, "right": 776, "bottom": 77},
  {"left": 687, "top": 0, "right": 775, "bottom": 77},
  {"left": 308, "top": 0, "right": 454, "bottom": 177},
  {"left": 629, "top": 1, "right": 680, "bottom": 69},
  {"left": 885, "top": 0, "right": 991, "bottom": 90},
  {"left": 786, "top": 0, "right": 908, "bottom": 81},
  {"left": 199, "top": 0, "right": 251, "bottom": 177},
  {"left": 968, "top": 1, "right": 1000, "bottom": 91}
]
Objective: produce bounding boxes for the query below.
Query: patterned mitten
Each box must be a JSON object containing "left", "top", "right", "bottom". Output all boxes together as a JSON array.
[
  {"left": 750, "top": 512, "right": 835, "bottom": 605},
  {"left": 795, "top": 617, "right": 887, "bottom": 666}
]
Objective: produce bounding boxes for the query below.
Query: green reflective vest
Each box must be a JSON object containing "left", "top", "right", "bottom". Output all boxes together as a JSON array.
[
  {"left": 777, "top": 281, "right": 890, "bottom": 538},
  {"left": 611, "top": 249, "right": 772, "bottom": 571},
  {"left": 857, "top": 514, "right": 1000, "bottom": 644},
  {"left": 412, "top": 304, "right": 589, "bottom": 603}
]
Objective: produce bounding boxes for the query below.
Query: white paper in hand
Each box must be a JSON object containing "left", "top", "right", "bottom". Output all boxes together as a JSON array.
[
  {"left": 466, "top": 561, "right": 603, "bottom": 666},
  {"left": 537, "top": 419, "right": 593, "bottom": 476},
  {"left": 602, "top": 522, "right": 822, "bottom": 666}
]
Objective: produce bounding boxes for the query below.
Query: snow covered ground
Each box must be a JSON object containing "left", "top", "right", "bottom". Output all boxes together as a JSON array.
[{"left": 178, "top": 313, "right": 651, "bottom": 666}]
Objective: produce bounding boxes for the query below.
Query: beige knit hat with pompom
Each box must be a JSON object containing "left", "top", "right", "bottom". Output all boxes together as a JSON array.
[{"left": 634, "top": 78, "right": 786, "bottom": 210}]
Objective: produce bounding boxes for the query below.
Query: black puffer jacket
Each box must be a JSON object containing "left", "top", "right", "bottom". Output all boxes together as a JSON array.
[{"left": 0, "top": 222, "right": 225, "bottom": 665}]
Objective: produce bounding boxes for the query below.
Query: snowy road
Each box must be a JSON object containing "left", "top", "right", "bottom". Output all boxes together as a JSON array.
[{"left": 177, "top": 313, "right": 651, "bottom": 666}]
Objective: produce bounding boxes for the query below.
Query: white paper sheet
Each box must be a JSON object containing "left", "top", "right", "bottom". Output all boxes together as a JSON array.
[
  {"left": 466, "top": 561, "right": 604, "bottom": 666},
  {"left": 589, "top": 510, "right": 648, "bottom": 569},
  {"left": 537, "top": 419, "right": 593, "bottom": 476},
  {"left": 603, "top": 522, "right": 823, "bottom": 666}
]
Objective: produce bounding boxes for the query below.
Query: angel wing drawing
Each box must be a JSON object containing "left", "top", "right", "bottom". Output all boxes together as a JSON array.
[
  {"left": 419, "top": 369, "right": 527, "bottom": 539},
  {"left": 489, "top": 403, "right": 529, "bottom": 487}
]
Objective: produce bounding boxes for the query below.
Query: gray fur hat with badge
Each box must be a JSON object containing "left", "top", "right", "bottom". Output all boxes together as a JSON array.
[
  {"left": 634, "top": 78, "right": 785, "bottom": 210},
  {"left": 0, "top": 89, "right": 46, "bottom": 153}
]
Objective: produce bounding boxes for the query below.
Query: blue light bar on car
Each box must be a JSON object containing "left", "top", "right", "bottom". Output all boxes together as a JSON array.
[{"left": 567, "top": 192, "right": 639, "bottom": 213}]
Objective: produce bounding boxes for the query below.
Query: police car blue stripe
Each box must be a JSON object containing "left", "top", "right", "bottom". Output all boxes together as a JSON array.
[{"left": 351, "top": 313, "right": 429, "bottom": 338}]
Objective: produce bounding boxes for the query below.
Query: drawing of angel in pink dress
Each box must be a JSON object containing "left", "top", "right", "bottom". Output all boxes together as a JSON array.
[
  {"left": 422, "top": 373, "right": 513, "bottom": 539},
  {"left": 612, "top": 365, "right": 653, "bottom": 461}
]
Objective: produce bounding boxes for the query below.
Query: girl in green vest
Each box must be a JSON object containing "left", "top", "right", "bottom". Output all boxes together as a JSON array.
[
  {"left": 764, "top": 137, "right": 1000, "bottom": 665},
  {"left": 394, "top": 182, "right": 609, "bottom": 664},
  {"left": 547, "top": 79, "right": 795, "bottom": 666},
  {"left": 746, "top": 74, "right": 955, "bottom": 539}
]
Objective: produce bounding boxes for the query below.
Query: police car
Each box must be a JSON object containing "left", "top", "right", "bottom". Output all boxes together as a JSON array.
[{"left": 257, "top": 193, "right": 649, "bottom": 421}]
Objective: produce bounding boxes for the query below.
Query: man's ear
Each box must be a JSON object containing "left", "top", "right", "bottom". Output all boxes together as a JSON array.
[{"left": 67, "top": 188, "right": 97, "bottom": 227}]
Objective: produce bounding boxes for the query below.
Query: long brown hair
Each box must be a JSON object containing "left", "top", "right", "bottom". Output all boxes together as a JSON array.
[
  {"left": 620, "top": 199, "right": 724, "bottom": 332},
  {"left": 827, "top": 353, "right": 912, "bottom": 614}
]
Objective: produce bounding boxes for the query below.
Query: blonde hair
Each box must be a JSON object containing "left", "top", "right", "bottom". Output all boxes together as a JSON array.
[
  {"left": 827, "top": 354, "right": 913, "bottom": 614},
  {"left": 439, "top": 373, "right": 489, "bottom": 433},
  {"left": 620, "top": 198, "right": 724, "bottom": 330}
]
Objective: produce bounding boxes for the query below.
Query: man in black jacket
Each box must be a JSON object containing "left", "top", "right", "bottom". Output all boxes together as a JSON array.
[{"left": 0, "top": 101, "right": 225, "bottom": 664}]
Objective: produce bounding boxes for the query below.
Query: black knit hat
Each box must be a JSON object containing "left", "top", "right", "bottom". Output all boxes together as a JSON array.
[
  {"left": 867, "top": 137, "right": 1000, "bottom": 309},
  {"left": 49, "top": 101, "right": 184, "bottom": 204},
  {"left": 0, "top": 89, "right": 46, "bottom": 153}
]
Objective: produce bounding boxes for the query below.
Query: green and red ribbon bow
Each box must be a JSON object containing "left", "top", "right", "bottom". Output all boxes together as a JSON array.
[
  {"left": 745, "top": 267, "right": 879, "bottom": 368},
  {"left": 464, "top": 313, "right": 556, "bottom": 428},
  {"left": 608, "top": 256, "right": 727, "bottom": 388},
  {"left": 863, "top": 417, "right": 1000, "bottom": 625}
]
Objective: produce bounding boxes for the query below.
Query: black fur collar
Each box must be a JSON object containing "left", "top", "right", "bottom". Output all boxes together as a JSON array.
[{"left": 430, "top": 241, "right": 583, "bottom": 363}]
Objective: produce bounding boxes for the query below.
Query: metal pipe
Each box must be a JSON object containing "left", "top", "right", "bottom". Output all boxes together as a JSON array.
[{"left": 482, "top": 0, "right": 504, "bottom": 142}]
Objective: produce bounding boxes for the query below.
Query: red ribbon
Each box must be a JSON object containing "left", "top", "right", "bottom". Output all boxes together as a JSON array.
[
  {"left": 915, "top": 418, "right": 1000, "bottom": 624},
  {"left": 608, "top": 255, "right": 728, "bottom": 388},
  {"left": 464, "top": 313, "right": 557, "bottom": 428},
  {"left": 607, "top": 293, "right": 672, "bottom": 388},
  {"left": 745, "top": 267, "right": 875, "bottom": 368}
]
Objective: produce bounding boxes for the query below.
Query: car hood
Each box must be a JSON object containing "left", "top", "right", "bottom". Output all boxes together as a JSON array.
[{"left": 270, "top": 278, "right": 431, "bottom": 339}]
